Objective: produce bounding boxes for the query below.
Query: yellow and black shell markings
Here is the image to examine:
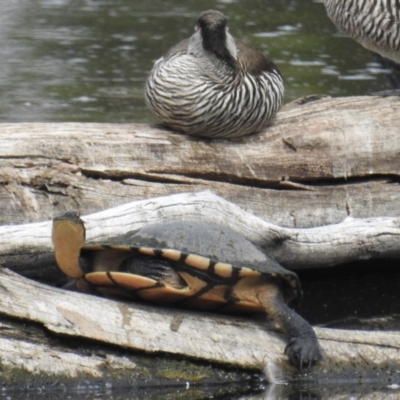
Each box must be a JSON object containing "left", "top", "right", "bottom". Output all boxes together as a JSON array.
[
  {"left": 52, "top": 213, "right": 300, "bottom": 312},
  {"left": 52, "top": 212, "right": 321, "bottom": 369},
  {"left": 77, "top": 245, "right": 300, "bottom": 313}
]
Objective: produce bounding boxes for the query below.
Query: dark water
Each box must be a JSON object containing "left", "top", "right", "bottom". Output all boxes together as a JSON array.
[
  {"left": 298, "top": 260, "right": 400, "bottom": 326},
  {"left": 0, "top": 0, "right": 396, "bottom": 123}
]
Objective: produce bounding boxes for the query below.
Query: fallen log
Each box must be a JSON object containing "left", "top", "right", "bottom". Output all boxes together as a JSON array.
[
  {"left": 2, "top": 192, "right": 400, "bottom": 272},
  {"left": 1, "top": 95, "right": 399, "bottom": 228},
  {"left": 1, "top": 95, "right": 400, "bottom": 393},
  {"left": 1, "top": 268, "right": 399, "bottom": 385},
  {"left": 0, "top": 284, "right": 254, "bottom": 398},
  {"left": 1, "top": 192, "right": 399, "bottom": 393}
]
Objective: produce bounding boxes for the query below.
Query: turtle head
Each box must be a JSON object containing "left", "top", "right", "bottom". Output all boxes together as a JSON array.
[{"left": 52, "top": 211, "right": 86, "bottom": 279}]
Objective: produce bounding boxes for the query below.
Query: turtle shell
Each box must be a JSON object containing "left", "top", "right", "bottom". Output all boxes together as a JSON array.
[
  {"left": 53, "top": 213, "right": 321, "bottom": 369},
  {"left": 53, "top": 215, "right": 300, "bottom": 313}
]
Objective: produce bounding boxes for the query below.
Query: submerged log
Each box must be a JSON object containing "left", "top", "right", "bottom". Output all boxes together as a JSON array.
[{"left": 0, "top": 95, "right": 399, "bottom": 228}]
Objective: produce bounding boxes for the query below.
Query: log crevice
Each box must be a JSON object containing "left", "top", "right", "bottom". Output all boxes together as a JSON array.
[{"left": 0, "top": 95, "right": 399, "bottom": 227}]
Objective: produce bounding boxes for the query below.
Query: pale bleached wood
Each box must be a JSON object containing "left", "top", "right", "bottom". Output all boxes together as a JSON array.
[
  {"left": 0, "top": 324, "right": 137, "bottom": 378},
  {"left": 1, "top": 268, "right": 399, "bottom": 381},
  {"left": 0, "top": 95, "right": 399, "bottom": 228},
  {"left": 1, "top": 191, "right": 400, "bottom": 270}
]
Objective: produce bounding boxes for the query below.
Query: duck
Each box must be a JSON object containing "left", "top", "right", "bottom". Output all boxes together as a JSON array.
[
  {"left": 145, "top": 10, "right": 284, "bottom": 138},
  {"left": 324, "top": 0, "right": 400, "bottom": 63}
]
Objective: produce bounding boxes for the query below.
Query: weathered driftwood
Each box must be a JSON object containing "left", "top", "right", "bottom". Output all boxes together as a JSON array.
[
  {"left": 2, "top": 192, "right": 400, "bottom": 271},
  {"left": 1, "top": 95, "right": 399, "bottom": 228},
  {"left": 0, "top": 315, "right": 138, "bottom": 379},
  {"left": 1, "top": 95, "right": 400, "bottom": 390},
  {"left": 0, "top": 300, "right": 253, "bottom": 398},
  {"left": 1, "top": 268, "right": 400, "bottom": 384},
  {"left": 0, "top": 192, "right": 399, "bottom": 381},
  {"left": 0, "top": 300, "right": 253, "bottom": 397},
  {"left": 1, "top": 193, "right": 400, "bottom": 388}
]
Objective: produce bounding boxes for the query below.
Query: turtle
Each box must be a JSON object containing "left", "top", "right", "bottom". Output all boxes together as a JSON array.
[{"left": 52, "top": 211, "right": 321, "bottom": 369}]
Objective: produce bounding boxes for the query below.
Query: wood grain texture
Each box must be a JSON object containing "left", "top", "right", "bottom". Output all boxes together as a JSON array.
[
  {"left": 1, "top": 95, "right": 399, "bottom": 228},
  {"left": 1, "top": 192, "right": 400, "bottom": 271},
  {"left": 1, "top": 95, "right": 400, "bottom": 385},
  {"left": 1, "top": 268, "right": 399, "bottom": 382}
]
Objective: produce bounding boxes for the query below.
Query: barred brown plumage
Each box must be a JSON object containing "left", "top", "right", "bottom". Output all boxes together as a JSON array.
[
  {"left": 324, "top": 0, "right": 400, "bottom": 63},
  {"left": 145, "top": 10, "right": 284, "bottom": 138}
]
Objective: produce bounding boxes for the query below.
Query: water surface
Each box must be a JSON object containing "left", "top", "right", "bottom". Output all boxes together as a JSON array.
[{"left": 0, "top": 0, "right": 395, "bottom": 123}]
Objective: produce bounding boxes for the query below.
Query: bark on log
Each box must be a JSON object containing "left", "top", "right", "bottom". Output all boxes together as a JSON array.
[
  {"left": 0, "top": 95, "right": 399, "bottom": 228},
  {"left": 2, "top": 191, "right": 400, "bottom": 271},
  {"left": 1, "top": 268, "right": 400, "bottom": 385}
]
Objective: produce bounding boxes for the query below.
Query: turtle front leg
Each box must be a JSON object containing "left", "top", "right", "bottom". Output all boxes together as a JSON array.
[{"left": 258, "top": 283, "right": 322, "bottom": 369}]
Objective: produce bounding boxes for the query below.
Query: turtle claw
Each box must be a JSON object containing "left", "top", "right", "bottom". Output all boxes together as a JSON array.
[{"left": 285, "top": 336, "right": 322, "bottom": 370}]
